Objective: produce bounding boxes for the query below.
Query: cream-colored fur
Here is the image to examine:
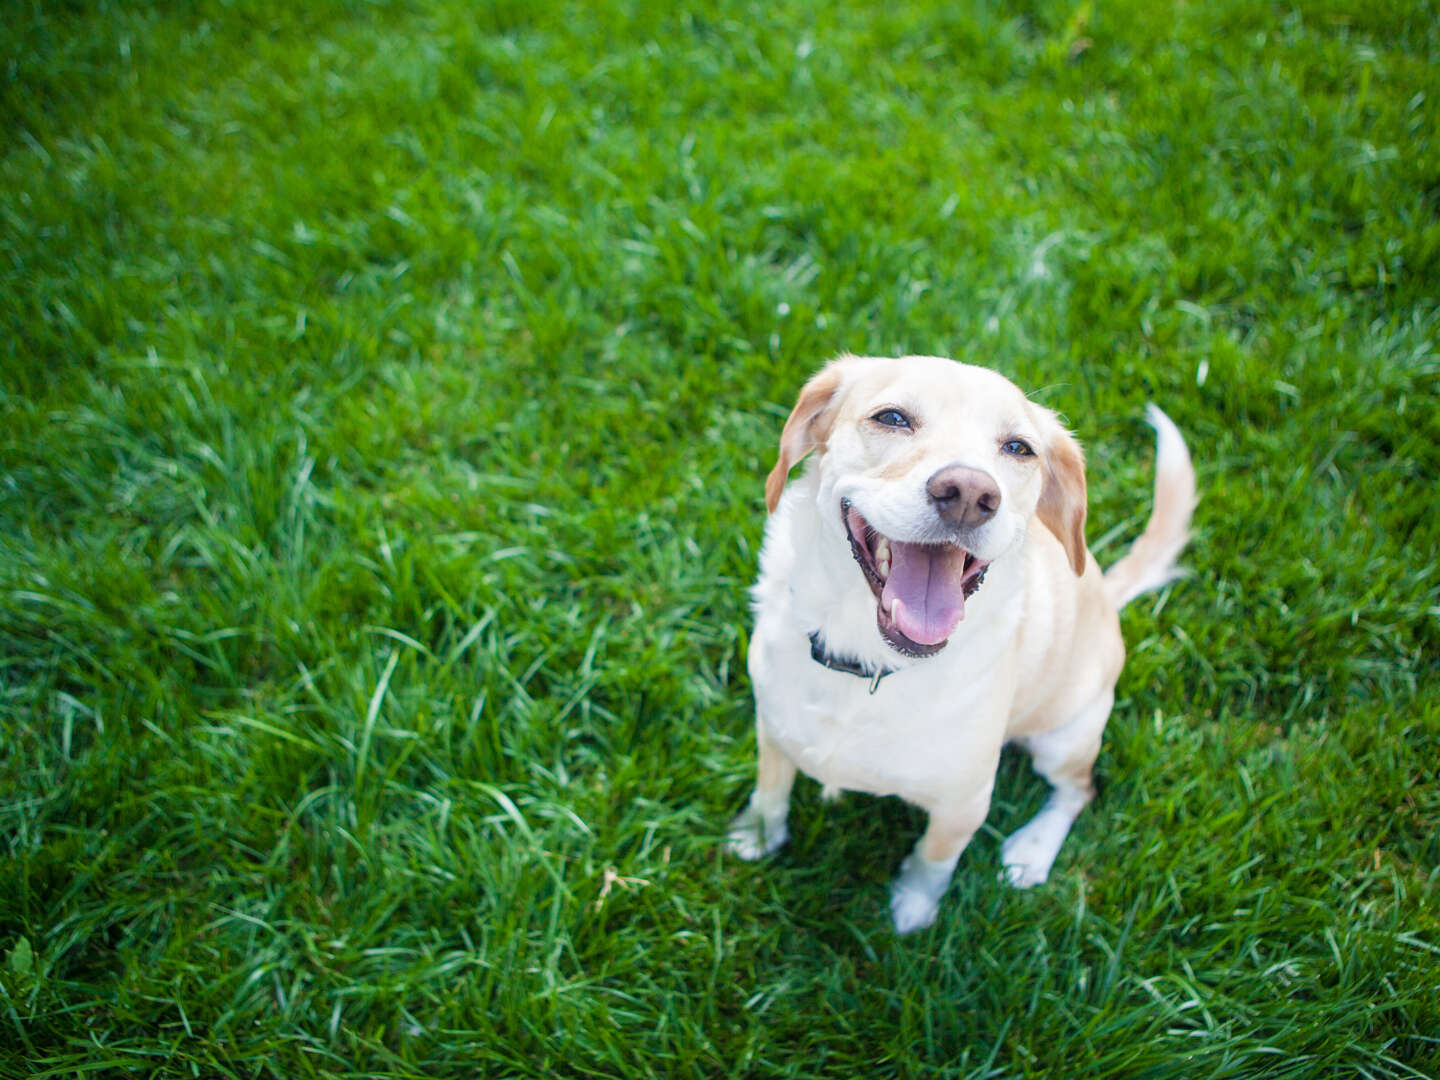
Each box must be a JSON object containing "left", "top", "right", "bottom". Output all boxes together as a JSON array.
[{"left": 728, "top": 355, "right": 1197, "bottom": 933}]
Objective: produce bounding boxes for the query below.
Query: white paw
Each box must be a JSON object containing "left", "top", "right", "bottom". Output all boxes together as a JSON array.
[
  {"left": 890, "top": 885, "right": 941, "bottom": 934},
  {"left": 889, "top": 851, "right": 955, "bottom": 933},
  {"left": 1002, "top": 858, "right": 1050, "bottom": 889},
  {"left": 1000, "top": 822, "right": 1061, "bottom": 889},
  {"left": 726, "top": 810, "right": 788, "bottom": 861}
]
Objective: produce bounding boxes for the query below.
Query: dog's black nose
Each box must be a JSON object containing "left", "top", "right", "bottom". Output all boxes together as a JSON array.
[{"left": 926, "top": 466, "right": 1001, "bottom": 528}]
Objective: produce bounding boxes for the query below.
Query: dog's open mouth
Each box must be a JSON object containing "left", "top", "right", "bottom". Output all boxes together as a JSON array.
[{"left": 842, "top": 499, "right": 989, "bottom": 657}]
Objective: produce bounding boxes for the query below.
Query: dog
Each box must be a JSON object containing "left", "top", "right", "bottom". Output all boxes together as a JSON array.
[{"left": 727, "top": 354, "right": 1196, "bottom": 933}]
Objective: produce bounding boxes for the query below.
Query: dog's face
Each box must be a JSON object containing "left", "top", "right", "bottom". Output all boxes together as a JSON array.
[{"left": 766, "top": 355, "right": 1088, "bottom": 656}]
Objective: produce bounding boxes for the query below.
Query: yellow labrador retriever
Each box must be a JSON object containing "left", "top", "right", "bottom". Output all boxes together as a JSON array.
[{"left": 728, "top": 355, "right": 1196, "bottom": 933}]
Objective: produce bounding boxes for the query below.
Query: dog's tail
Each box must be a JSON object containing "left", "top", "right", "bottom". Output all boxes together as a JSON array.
[{"left": 1103, "top": 405, "right": 1198, "bottom": 611}]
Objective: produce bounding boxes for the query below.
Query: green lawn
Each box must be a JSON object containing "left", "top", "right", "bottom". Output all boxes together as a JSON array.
[{"left": 2, "top": 0, "right": 1438, "bottom": 1076}]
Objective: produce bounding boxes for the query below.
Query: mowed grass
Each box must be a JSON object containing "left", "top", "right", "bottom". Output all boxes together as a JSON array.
[{"left": 2, "top": 0, "right": 1438, "bottom": 1075}]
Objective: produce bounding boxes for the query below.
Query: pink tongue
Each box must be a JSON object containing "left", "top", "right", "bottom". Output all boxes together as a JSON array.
[{"left": 880, "top": 542, "right": 969, "bottom": 645}]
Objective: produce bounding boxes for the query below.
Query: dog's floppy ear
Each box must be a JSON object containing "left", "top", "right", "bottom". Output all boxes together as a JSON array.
[
  {"left": 764, "top": 360, "right": 851, "bottom": 513},
  {"left": 1035, "top": 409, "right": 1088, "bottom": 576}
]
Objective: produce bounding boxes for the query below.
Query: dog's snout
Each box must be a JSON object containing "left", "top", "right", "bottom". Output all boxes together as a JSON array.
[{"left": 926, "top": 465, "right": 1001, "bottom": 528}]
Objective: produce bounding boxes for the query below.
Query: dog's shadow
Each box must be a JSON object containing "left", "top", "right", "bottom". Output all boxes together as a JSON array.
[{"left": 757, "top": 746, "right": 1055, "bottom": 929}]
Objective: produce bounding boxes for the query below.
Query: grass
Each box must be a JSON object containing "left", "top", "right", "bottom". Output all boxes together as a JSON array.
[{"left": 1, "top": 0, "right": 1437, "bottom": 1075}]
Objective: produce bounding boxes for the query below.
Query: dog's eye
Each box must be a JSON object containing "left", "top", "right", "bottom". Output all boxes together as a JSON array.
[
  {"left": 871, "top": 409, "right": 913, "bottom": 429},
  {"left": 1002, "top": 438, "right": 1035, "bottom": 457}
]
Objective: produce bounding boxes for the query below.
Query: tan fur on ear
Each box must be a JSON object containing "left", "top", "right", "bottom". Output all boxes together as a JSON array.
[
  {"left": 1035, "top": 413, "right": 1089, "bottom": 576},
  {"left": 764, "top": 362, "right": 849, "bottom": 513}
]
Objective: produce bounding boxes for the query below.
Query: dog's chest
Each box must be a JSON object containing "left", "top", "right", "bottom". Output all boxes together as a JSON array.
[{"left": 763, "top": 666, "right": 1005, "bottom": 806}]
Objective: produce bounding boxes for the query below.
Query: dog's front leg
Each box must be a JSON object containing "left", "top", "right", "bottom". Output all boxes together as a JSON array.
[
  {"left": 726, "top": 726, "right": 797, "bottom": 860},
  {"left": 890, "top": 782, "right": 994, "bottom": 933}
]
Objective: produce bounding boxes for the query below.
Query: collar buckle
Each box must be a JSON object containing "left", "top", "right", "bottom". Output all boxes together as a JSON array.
[{"left": 808, "top": 630, "right": 896, "bottom": 694}]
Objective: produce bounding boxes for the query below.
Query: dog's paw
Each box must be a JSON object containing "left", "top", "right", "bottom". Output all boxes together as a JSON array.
[
  {"left": 889, "top": 884, "right": 941, "bottom": 934},
  {"left": 1000, "top": 822, "right": 1060, "bottom": 889},
  {"left": 725, "top": 810, "right": 788, "bottom": 861},
  {"left": 889, "top": 852, "right": 953, "bottom": 934},
  {"left": 1001, "top": 859, "right": 1049, "bottom": 890}
]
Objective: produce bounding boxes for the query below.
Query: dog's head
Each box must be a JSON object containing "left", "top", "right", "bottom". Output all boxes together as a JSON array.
[{"left": 766, "top": 354, "right": 1088, "bottom": 657}]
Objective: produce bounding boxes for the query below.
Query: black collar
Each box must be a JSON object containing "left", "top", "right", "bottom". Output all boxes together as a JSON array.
[{"left": 808, "top": 630, "right": 897, "bottom": 694}]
